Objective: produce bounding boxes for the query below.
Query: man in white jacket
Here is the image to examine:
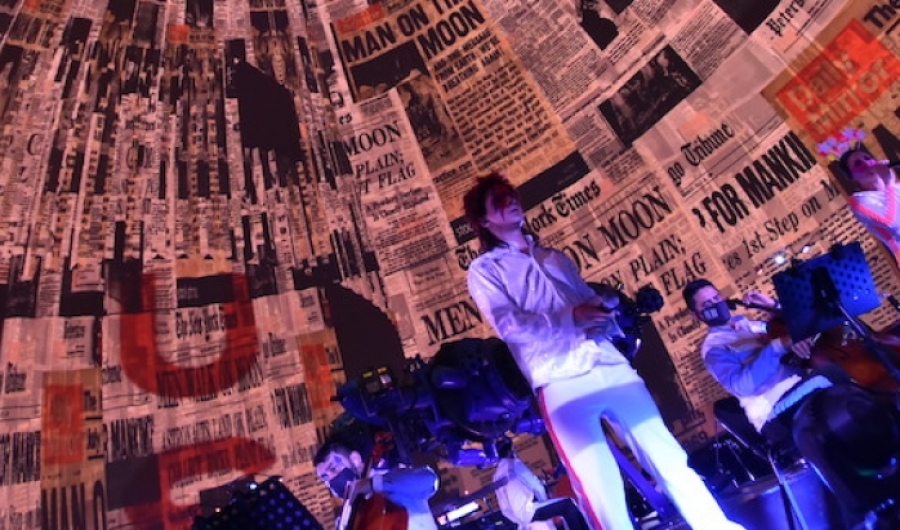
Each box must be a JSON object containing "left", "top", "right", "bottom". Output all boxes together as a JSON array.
[{"left": 463, "top": 173, "right": 745, "bottom": 530}]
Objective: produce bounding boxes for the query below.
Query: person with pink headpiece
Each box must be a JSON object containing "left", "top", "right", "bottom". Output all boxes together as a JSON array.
[{"left": 823, "top": 129, "right": 900, "bottom": 263}]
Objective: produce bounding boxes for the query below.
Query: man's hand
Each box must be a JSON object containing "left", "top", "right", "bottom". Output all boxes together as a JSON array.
[
  {"left": 354, "top": 477, "right": 373, "bottom": 497},
  {"left": 573, "top": 303, "right": 615, "bottom": 329},
  {"left": 788, "top": 336, "right": 817, "bottom": 359},
  {"left": 743, "top": 291, "right": 779, "bottom": 311}
]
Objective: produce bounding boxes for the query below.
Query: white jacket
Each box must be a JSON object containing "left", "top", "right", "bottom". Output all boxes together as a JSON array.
[{"left": 467, "top": 239, "right": 627, "bottom": 389}]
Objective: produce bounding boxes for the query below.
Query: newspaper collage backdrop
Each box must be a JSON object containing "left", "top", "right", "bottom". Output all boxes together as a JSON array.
[{"left": 0, "top": 0, "right": 899, "bottom": 529}]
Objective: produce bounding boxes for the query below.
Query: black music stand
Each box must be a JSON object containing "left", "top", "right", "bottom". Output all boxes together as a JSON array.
[
  {"left": 772, "top": 242, "right": 900, "bottom": 384},
  {"left": 191, "top": 477, "right": 323, "bottom": 530}
]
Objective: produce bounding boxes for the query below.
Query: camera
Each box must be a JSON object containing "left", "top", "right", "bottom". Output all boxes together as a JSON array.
[{"left": 334, "top": 337, "right": 544, "bottom": 467}]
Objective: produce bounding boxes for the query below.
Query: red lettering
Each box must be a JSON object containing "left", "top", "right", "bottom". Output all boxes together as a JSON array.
[
  {"left": 120, "top": 273, "right": 260, "bottom": 397},
  {"left": 119, "top": 273, "right": 273, "bottom": 529}
]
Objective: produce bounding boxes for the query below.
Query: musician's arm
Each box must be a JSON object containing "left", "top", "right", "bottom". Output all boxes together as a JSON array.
[
  {"left": 703, "top": 339, "right": 788, "bottom": 397},
  {"left": 468, "top": 259, "right": 584, "bottom": 355},
  {"left": 513, "top": 459, "right": 548, "bottom": 502},
  {"left": 493, "top": 461, "right": 536, "bottom": 527},
  {"left": 743, "top": 292, "right": 781, "bottom": 314},
  {"left": 372, "top": 466, "right": 439, "bottom": 499}
]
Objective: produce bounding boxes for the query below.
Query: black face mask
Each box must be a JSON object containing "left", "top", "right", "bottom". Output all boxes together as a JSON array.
[
  {"left": 327, "top": 467, "right": 361, "bottom": 498},
  {"left": 699, "top": 300, "right": 731, "bottom": 326}
]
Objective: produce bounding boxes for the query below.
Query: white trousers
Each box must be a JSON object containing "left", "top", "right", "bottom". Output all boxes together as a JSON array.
[{"left": 538, "top": 364, "right": 745, "bottom": 530}]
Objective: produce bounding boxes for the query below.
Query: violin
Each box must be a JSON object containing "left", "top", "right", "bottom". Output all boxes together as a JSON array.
[{"left": 765, "top": 314, "right": 900, "bottom": 393}]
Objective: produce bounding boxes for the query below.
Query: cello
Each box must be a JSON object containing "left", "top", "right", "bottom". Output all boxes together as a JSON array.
[{"left": 337, "top": 433, "right": 409, "bottom": 530}]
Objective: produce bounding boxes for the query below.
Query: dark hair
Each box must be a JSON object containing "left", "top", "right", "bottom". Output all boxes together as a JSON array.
[
  {"left": 838, "top": 147, "right": 866, "bottom": 178},
  {"left": 682, "top": 278, "right": 715, "bottom": 312},
  {"left": 462, "top": 172, "right": 537, "bottom": 253},
  {"left": 313, "top": 435, "right": 358, "bottom": 466},
  {"left": 313, "top": 419, "right": 377, "bottom": 466}
]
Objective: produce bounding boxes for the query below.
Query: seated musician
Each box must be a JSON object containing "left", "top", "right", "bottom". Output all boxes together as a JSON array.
[
  {"left": 492, "top": 440, "right": 590, "bottom": 530},
  {"left": 683, "top": 278, "right": 900, "bottom": 529},
  {"left": 313, "top": 430, "right": 440, "bottom": 530}
]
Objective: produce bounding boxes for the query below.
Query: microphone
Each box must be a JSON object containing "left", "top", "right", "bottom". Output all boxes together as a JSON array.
[
  {"left": 726, "top": 298, "right": 780, "bottom": 311},
  {"left": 867, "top": 159, "right": 900, "bottom": 168}
]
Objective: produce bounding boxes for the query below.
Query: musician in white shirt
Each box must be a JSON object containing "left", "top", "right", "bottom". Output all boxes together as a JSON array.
[
  {"left": 314, "top": 433, "right": 439, "bottom": 530},
  {"left": 492, "top": 441, "right": 589, "bottom": 530}
]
